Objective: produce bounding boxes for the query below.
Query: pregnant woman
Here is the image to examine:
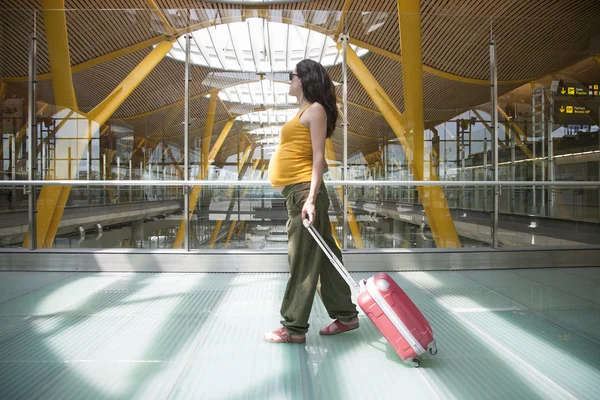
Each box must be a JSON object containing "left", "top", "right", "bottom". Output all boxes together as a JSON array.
[{"left": 264, "top": 59, "right": 359, "bottom": 343}]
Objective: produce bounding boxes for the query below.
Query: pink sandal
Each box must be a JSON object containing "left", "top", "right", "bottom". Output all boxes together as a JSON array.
[
  {"left": 264, "top": 327, "right": 306, "bottom": 343},
  {"left": 319, "top": 318, "right": 359, "bottom": 335}
]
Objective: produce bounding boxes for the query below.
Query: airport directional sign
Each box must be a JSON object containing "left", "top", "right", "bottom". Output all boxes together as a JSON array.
[
  {"left": 554, "top": 100, "right": 597, "bottom": 124},
  {"left": 558, "top": 83, "right": 599, "bottom": 97}
]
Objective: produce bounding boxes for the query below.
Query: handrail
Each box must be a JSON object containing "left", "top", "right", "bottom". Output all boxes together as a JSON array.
[{"left": 1, "top": 180, "right": 599, "bottom": 187}]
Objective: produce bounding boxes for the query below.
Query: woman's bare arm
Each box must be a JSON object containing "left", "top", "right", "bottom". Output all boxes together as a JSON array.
[{"left": 301, "top": 102, "right": 327, "bottom": 224}]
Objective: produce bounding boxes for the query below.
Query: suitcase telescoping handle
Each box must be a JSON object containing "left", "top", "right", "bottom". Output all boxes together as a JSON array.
[{"left": 303, "top": 219, "right": 361, "bottom": 295}]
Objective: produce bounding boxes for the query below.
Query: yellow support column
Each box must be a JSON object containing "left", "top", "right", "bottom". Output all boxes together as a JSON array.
[
  {"left": 397, "top": 0, "right": 459, "bottom": 247},
  {"left": 339, "top": 37, "right": 459, "bottom": 248},
  {"left": 497, "top": 106, "right": 534, "bottom": 159},
  {"left": 251, "top": 158, "right": 260, "bottom": 179},
  {"left": 208, "top": 220, "right": 223, "bottom": 249},
  {"left": 333, "top": 0, "right": 352, "bottom": 41},
  {"left": 330, "top": 221, "right": 341, "bottom": 248},
  {"left": 172, "top": 119, "right": 235, "bottom": 248},
  {"left": 145, "top": 0, "right": 178, "bottom": 35},
  {"left": 201, "top": 92, "right": 218, "bottom": 179},
  {"left": 325, "top": 139, "right": 365, "bottom": 248},
  {"left": 235, "top": 220, "right": 245, "bottom": 240},
  {"left": 88, "top": 41, "right": 174, "bottom": 124},
  {"left": 471, "top": 109, "right": 506, "bottom": 150},
  {"left": 224, "top": 221, "right": 237, "bottom": 249},
  {"left": 24, "top": 1, "right": 79, "bottom": 248},
  {"left": 42, "top": 0, "right": 78, "bottom": 110}
]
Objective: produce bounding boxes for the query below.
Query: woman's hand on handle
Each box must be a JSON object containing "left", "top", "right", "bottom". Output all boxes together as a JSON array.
[{"left": 302, "top": 199, "right": 316, "bottom": 225}]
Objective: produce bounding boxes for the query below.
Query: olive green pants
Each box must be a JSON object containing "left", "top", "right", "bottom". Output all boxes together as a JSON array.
[{"left": 280, "top": 182, "right": 358, "bottom": 335}]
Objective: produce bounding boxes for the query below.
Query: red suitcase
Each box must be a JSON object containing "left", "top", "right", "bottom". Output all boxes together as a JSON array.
[{"left": 304, "top": 220, "right": 437, "bottom": 367}]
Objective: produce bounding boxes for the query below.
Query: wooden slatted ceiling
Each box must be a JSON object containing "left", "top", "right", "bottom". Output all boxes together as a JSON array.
[
  {"left": 3, "top": 0, "right": 600, "bottom": 82},
  {"left": 421, "top": 1, "right": 600, "bottom": 81},
  {"left": 0, "top": 1, "right": 163, "bottom": 76},
  {"left": 2, "top": 0, "right": 600, "bottom": 164},
  {"left": 344, "top": 0, "right": 600, "bottom": 81},
  {"left": 122, "top": 94, "right": 230, "bottom": 141},
  {"left": 155, "top": 0, "right": 348, "bottom": 11},
  {"left": 62, "top": 5, "right": 159, "bottom": 66},
  {"left": 0, "top": 6, "right": 38, "bottom": 77},
  {"left": 422, "top": 72, "right": 522, "bottom": 117},
  {"left": 70, "top": 51, "right": 217, "bottom": 117}
]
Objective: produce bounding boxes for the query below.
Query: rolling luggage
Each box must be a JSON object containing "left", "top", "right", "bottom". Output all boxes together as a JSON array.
[{"left": 303, "top": 219, "right": 437, "bottom": 367}]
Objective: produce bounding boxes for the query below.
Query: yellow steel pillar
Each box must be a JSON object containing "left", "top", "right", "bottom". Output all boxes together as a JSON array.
[
  {"left": 42, "top": 0, "right": 78, "bottom": 110},
  {"left": 36, "top": 111, "right": 74, "bottom": 157},
  {"left": 333, "top": 0, "right": 352, "bottom": 41},
  {"left": 497, "top": 106, "right": 533, "bottom": 159},
  {"left": 325, "top": 139, "right": 365, "bottom": 248},
  {"left": 208, "top": 220, "right": 223, "bottom": 249},
  {"left": 24, "top": 1, "right": 79, "bottom": 248},
  {"left": 88, "top": 41, "right": 174, "bottom": 124},
  {"left": 145, "top": 0, "right": 178, "bottom": 35},
  {"left": 0, "top": 81, "right": 6, "bottom": 101},
  {"left": 251, "top": 158, "right": 260, "bottom": 179},
  {"left": 235, "top": 220, "right": 245, "bottom": 240},
  {"left": 397, "top": 0, "right": 460, "bottom": 247},
  {"left": 172, "top": 119, "right": 234, "bottom": 248},
  {"left": 202, "top": 92, "right": 218, "bottom": 179},
  {"left": 229, "top": 143, "right": 253, "bottom": 198},
  {"left": 165, "top": 146, "right": 183, "bottom": 178},
  {"left": 224, "top": 221, "right": 237, "bottom": 249},
  {"left": 16, "top": 104, "right": 50, "bottom": 145},
  {"left": 339, "top": 42, "right": 460, "bottom": 248},
  {"left": 471, "top": 109, "right": 506, "bottom": 149}
]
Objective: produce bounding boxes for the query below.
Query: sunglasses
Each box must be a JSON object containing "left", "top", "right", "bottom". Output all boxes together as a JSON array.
[{"left": 289, "top": 72, "right": 298, "bottom": 81}]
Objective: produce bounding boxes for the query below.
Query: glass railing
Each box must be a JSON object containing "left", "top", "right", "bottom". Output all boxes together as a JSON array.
[
  {"left": 1, "top": 180, "right": 598, "bottom": 250},
  {"left": 1, "top": 7, "right": 598, "bottom": 251}
]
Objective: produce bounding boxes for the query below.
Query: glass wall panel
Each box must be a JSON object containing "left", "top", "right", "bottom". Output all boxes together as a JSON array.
[
  {"left": 494, "top": 14, "right": 600, "bottom": 224},
  {"left": 1, "top": 5, "right": 598, "bottom": 251},
  {"left": 22, "top": 9, "right": 185, "bottom": 249},
  {"left": 337, "top": 11, "right": 497, "bottom": 249}
]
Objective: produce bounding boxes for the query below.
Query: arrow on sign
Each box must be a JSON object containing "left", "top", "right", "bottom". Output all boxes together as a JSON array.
[
  {"left": 561, "top": 88, "right": 566, "bottom": 95},
  {"left": 559, "top": 106, "right": 565, "bottom": 113}
]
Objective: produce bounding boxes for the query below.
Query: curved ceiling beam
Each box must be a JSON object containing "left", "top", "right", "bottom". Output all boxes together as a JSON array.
[
  {"left": 118, "top": 80, "right": 258, "bottom": 120},
  {"left": 146, "top": 0, "right": 178, "bottom": 36},
  {"left": 3, "top": 35, "right": 175, "bottom": 83},
  {"left": 333, "top": 0, "right": 352, "bottom": 42}
]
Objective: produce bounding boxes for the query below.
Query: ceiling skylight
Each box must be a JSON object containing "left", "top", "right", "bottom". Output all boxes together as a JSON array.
[
  {"left": 236, "top": 108, "right": 299, "bottom": 125},
  {"left": 166, "top": 18, "right": 368, "bottom": 72},
  {"left": 219, "top": 80, "right": 293, "bottom": 105},
  {"left": 248, "top": 126, "right": 282, "bottom": 136}
]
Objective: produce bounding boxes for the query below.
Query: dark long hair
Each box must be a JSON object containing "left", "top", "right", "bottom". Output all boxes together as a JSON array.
[{"left": 295, "top": 59, "right": 339, "bottom": 138}]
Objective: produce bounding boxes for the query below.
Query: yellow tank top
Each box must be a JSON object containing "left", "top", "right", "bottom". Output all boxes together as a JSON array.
[{"left": 268, "top": 104, "right": 313, "bottom": 187}]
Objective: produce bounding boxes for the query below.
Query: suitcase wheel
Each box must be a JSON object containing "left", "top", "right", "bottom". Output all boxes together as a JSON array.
[
  {"left": 428, "top": 342, "right": 438, "bottom": 356},
  {"left": 405, "top": 358, "right": 420, "bottom": 368}
]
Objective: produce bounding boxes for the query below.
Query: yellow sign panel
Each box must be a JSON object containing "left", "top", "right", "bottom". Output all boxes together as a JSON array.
[
  {"left": 573, "top": 106, "right": 590, "bottom": 115},
  {"left": 566, "top": 106, "right": 573, "bottom": 113},
  {"left": 568, "top": 87, "right": 575, "bottom": 95},
  {"left": 594, "top": 85, "right": 598, "bottom": 90}
]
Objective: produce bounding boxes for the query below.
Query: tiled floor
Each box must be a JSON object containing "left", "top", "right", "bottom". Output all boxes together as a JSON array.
[{"left": 0, "top": 268, "right": 599, "bottom": 399}]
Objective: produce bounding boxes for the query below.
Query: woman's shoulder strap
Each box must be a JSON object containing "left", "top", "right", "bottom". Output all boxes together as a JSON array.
[{"left": 297, "top": 102, "right": 314, "bottom": 118}]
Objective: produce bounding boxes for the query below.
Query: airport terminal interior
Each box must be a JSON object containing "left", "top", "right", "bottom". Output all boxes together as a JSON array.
[{"left": 0, "top": 0, "right": 599, "bottom": 399}]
